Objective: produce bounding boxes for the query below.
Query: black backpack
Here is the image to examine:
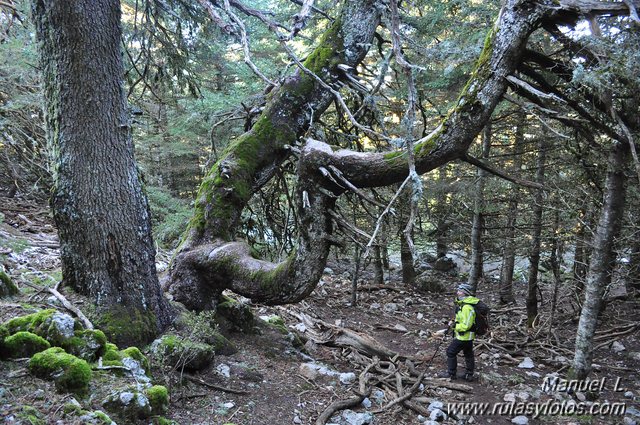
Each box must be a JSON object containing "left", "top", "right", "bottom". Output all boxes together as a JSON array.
[{"left": 467, "top": 301, "right": 490, "bottom": 336}]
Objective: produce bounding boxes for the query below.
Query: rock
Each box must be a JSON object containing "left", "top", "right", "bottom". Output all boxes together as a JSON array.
[
  {"left": 518, "top": 357, "right": 534, "bottom": 369},
  {"left": 417, "top": 313, "right": 424, "bottom": 320},
  {"left": 216, "top": 363, "right": 231, "bottom": 378},
  {"left": 383, "top": 303, "right": 398, "bottom": 313},
  {"left": 339, "top": 372, "right": 357, "bottom": 385},
  {"left": 102, "top": 388, "right": 152, "bottom": 420},
  {"left": 503, "top": 393, "right": 516, "bottom": 402},
  {"left": 299, "top": 363, "right": 320, "bottom": 380},
  {"left": 341, "top": 410, "right": 374, "bottom": 425},
  {"left": 433, "top": 256, "right": 456, "bottom": 272},
  {"left": 625, "top": 391, "right": 634, "bottom": 398},
  {"left": 215, "top": 295, "right": 255, "bottom": 334},
  {"left": 145, "top": 385, "right": 169, "bottom": 414},
  {"left": 324, "top": 267, "right": 335, "bottom": 275},
  {"left": 624, "top": 418, "right": 638, "bottom": 425},
  {"left": 0, "top": 269, "right": 18, "bottom": 298},
  {"left": 630, "top": 352, "right": 640, "bottom": 361},
  {"left": 361, "top": 398, "right": 372, "bottom": 409},
  {"left": 627, "top": 406, "right": 640, "bottom": 418},
  {"left": 28, "top": 347, "right": 92, "bottom": 393},
  {"left": 517, "top": 392, "right": 530, "bottom": 401},
  {"left": 3, "top": 331, "right": 50, "bottom": 358},
  {"left": 150, "top": 334, "right": 214, "bottom": 371},
  {"left": 511, "top": 416, "right": 529, "bottom": 425},
  {"left": 294, "top": 415, "right": 303, "bottom": 424},
  {"left": 612, "top": 341, "right": 626, "bottom": 352},
  {"left": 429, "top": 408, "right": 446, "bottom": 421},
  {"left": 371, "top": 389, "right": 385, "bottom": 405},
  {"left": 370, "top": 303, "right": 381, "bottom": 310},
  {"left": 428, "top": 400, "right": 444, "bottom": 412},
  {"left": 575, "top": 392, "right": 586, "bottom": 402},
  {"left": 414, "top": 273, "right": 445, "bottom": 292}
]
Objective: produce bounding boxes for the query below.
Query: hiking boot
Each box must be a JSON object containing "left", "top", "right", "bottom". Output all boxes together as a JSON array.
[
  {"left": 438, "top": 371, "right": 457, "bottom": 380},
  {"left": 464, "top": 373, "right": 476, "bottom": 382}
]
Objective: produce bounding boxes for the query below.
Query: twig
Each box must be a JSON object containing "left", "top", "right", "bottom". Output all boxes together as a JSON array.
[
  {"left": 183, "top": 374, "right": 250, "bottom": 395},
  {"left": 21, "top": 281, "right": 94, "bottom": 329}
]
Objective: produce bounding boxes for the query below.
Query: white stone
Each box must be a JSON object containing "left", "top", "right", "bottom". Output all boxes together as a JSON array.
[
  {"left": 394, "top": 324, "right": 408, "bottom": 332},
  {"left": 293, "top": 323, "right": 306, "bottom": 332},
  {"left": 383, "top": 303, "right": 398, "bottom": 313},
  {"left": 299, "top": 363, "right": 319, "bottom": 380},
  {"left": 517, "top": 392, "right": 530, "bottom": 401},
  {"left": 339, "top": 372, "right": 357, "bottom": 385},
  {"left": 428, "top": 401, "right": 444, "bottom": 412},
  {"left": 341, "top": 409, "right": 374, "bottom": 425},
  {"left": 361, "top": 398, "right": 372, "bottom": 409},
  {"left": 119, "top": 392, "right": 135, "bottom": 405},
  {"left": 612, "top": 341, "right": 626, "bottom": 352},
  {"left": 216, "top": 363, "right": 231, "bottom": 378},
  {"left": 417, "top": 313, "right": 424, "bottom": 320},
  {"left": 511, "top": 416, "right": 529, "bottom": 425},
  {"left": 223, "top": 402, "right": 235, "bottom": 409},
  {"left": 51, "top": 312, "right": 76, "bottom": 339},
  {"left": 625, "top": 391, "right": 634, "bottom": 398},
  {"left": 429, "top": 408, "right": 446, "bottom": 422},
  {"left": 503, "top": 393, "right": 516, "bottom": 403},
  {"left": 623, "top": 418, "right": 638, "bottom": 425},
  {"left": 323, "top": 267, "right": 334, "bottom": 275},
  {"left": 575, "top": 392, "right": 586, "bottom": 402},
  {"left": 293, "top": 415, "right": 303, "bottom": 424},
  {"left": 518, "top": 357, "right": 535, "bottom": 369}
]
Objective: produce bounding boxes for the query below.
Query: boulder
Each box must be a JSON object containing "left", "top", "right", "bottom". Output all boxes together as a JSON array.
[
  {"left": 0, "top": 269, "right": 18, "bottom": 297},
  {"left": 433, "top": 256, "right": 456, "bottom": 272},
  {"left": 102, "top": 388, "right": 152, "bottom": 420},
  {"left": 150, "top": 334, "right": 215, "bottom": 371}
]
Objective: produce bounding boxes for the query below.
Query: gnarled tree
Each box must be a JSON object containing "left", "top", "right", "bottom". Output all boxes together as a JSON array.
[{"left": 167, "top": 0, "right": 639, "bottom": 319}]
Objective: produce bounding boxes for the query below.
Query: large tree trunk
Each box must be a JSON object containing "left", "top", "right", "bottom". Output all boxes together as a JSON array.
[
  {"left": 526, "top": 135, "right": 547, "bottom": 328},
  {"left": 167, "top": 0, "right": 589, "bottom": 311},
  {"left": 499, "top": 112, "right": 525, "bottom": 304},
  {"left": 468, "top": 123, "right": 492, "bottom": 292},
  {"left": 571, "top": 142, "right": 628, "bottom": 379},
  {"left": 572, "top": 207, "right": 592, "bottom": 294},
  {"left": 32, "top": 0, "right": 172, "bottom": 345}
]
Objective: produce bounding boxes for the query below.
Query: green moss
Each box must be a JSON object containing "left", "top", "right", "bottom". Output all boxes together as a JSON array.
[
  {"left": 154, "top": 417, "right": 175, "bottom": 425},
  {"left": 18, "top": 405, "right": 44, "bottom": 425},
  {"left": 103, "top": 343, "right": 121, "bottom": 361},
  {"left": 0, "top": 324, "right": 9, "bottom": 358},
  {"left": 62, "top": 329, "right": 107, "bottom": 362},
  {"left": 146, "top": 385, "right": 169, "bottom": 414},
  {"left": 0, "top": 270, "right": 18, "bottom": 297},
  {"left": 62, "top": 402, "right": 84, "bottom": 416},
  {"left": 152, "top": 334, "right": 214, "bottom": 370},
  {"left": 3, "top": 309, "right": 56, "bottom": 335},
  {"left": 120, "top": 346, "right": 150, "bottom": 371},
  {"left": 92, "top": 410, "right": 115, "bottom": 424},
  {"left": 303, "top": 15, "right": 344, "bottom": 75},
  {"left": 96, "top": 306, "right": 157, "bottom": 348},
  {"left": 28, "top": 347, "right": 92, "bottom": 393},
  {"left": 4, "top": 331, "right": 50, "bottom": 358},
  {"left": 265, "top": 315, "right": 288, "bottom": 335}
]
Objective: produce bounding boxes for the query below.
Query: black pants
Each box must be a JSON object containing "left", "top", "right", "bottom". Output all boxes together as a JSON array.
[{"left": 446, "top": 338, "right": 474, "bottom": 376}]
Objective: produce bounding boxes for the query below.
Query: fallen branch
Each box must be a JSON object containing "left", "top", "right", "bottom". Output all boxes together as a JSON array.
[
  {"left": 21, "top": 281, "right": 94, "bottom": 329},
  {"left": 183, "top": 374, "right": 250, "bottom": 395}
]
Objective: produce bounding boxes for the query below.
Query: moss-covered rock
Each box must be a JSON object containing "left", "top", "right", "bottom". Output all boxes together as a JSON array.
[
  {"left": 145, "top": 385, "right": 169, "bottom": 414},
  {"left": 0, "top": 270, "right": 18, "bottom": 297},
  {"left": 62, "top": 329, "right": 107, "bottom": 362},
  {"left": 102, "top": 388, "right": 153, "bottom": 420},
  {"left": 4, "top": 309, "right": 78, "bottom": 346},
  {"left": 29, "top": 347, "right": 92, "bottom": 393},
  {"left": 150, "top": 334, "right": 214, "bottom": 371},
  {"left": 0, "top": 324, "right": 9, "bottom": 358},
  {"left": 4, "top": 331, "right": 50, "bottom": 358},
  {"left": 215, "top": 295, "right": 255, "bottom": 334},
  {"left": 120, "top": 346, "right": 149, "bottom": 371},
  {"left": 17, "top": 405, "right": 45, "bottom": 425}
]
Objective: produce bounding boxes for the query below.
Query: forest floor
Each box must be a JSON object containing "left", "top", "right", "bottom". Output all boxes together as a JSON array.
[{"left": 1, "top": 195, "right": 640, "bottom": 425}]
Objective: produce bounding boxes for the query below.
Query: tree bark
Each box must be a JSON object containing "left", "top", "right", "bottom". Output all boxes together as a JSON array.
[
  {"left": 526, "top": 135, "right": 547, "bottom": 328},
  {"left": 32, "top": 0, "right": 172, "bottom": 345},
  {"left": 468, "top": 123, "right": 492, "bottom": 292},
  {"left": 400, "top": 190, "right": 416, "bottom": 286},
  {"left": 571, "top": 142, "right": 628, "bottom": 379},
  {"left": 499, "top": 112, "right": 526, "bottom": 304}
]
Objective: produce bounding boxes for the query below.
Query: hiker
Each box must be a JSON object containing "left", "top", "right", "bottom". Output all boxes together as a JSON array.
[{"left": 442, "top": 283, "right": 480, "bottom": 381}]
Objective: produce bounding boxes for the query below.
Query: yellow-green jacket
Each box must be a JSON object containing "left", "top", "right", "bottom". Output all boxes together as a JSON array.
[{"left": 453, "top": 296, "right": 479, "bottom": 341}]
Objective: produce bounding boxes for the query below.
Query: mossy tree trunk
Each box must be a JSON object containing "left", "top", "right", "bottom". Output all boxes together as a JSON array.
[
  {"left": 571, "top": 142, "right": 629, "bottom": 379},
  {"left": 32, "top": 0, "right": 173, "bottom": 346},
  {"left": 167, "top": 0, "right": 590, "bottom": 310}
]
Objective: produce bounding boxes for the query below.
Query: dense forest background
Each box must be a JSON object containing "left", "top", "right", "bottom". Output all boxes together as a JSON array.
[{"left": 0, "top": 0, "right": 639, "bottom": 424}]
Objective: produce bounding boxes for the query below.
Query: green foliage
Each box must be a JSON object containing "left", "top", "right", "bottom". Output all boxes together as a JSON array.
[
  {"left": 146, "top": 185, "right": 192, "bottom": 248},
  {"left": 0, "top": 270, "right": 18, "bottom": 297},
  {"left": 29, "top": 347, "right": 92, "bottom": 393}
]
